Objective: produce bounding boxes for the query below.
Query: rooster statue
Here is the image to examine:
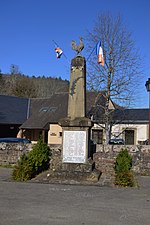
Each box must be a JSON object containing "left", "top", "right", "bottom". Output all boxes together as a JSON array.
[{"left": 71, "top": 37, "right": 84, "bottom": 55}]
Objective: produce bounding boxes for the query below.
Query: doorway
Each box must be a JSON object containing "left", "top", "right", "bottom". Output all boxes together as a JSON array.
[{"left": 125, "top": 130, "right": 135, "bottom": 145}]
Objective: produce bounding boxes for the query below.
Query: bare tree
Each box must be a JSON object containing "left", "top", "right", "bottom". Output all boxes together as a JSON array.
[
  {"left": 12, "top": 76, "right": 37, "bottom": 98},
  {"left": 33, "top": 76, "right": 69, "bottom": 98},
  {"left": 0, "top": 74, "right": 20, "bottom": 95},
  {"left": 0, "top": 70, "right": 69, "bottom": 98},
  {"left": 85, "top": 12, "right": 143, "bottom": 144},
  {"left": 10, "top": 64, "right": 20, "bottom": 75}
]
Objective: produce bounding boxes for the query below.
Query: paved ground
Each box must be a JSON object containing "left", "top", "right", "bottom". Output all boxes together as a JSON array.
[
  {"left": 0, "top": 168, "right": 150, "bottom": 225},
  {"left": 0, "top": 167, "right": 13, "bottom": 181}
]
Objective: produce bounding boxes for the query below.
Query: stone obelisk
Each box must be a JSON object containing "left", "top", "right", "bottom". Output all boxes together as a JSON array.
[
  {"left": 68, "top": 56, "right": 86, "bottom": 119},
  {"left": 59, "top": 37, "right": 92, "bottom": 164}
]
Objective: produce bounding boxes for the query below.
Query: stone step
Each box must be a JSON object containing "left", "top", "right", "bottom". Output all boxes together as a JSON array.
[{"left": 32, "top": 169, "right": 102, "bottom": 185}]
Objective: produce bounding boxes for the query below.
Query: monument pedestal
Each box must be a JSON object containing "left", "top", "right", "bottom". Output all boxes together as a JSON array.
[
  {"left": 33, "top": 143, "right": 101, "bottom": 185},
  {"left": 59, "top": 117, "right": 92, "bottom": 163},
  {"left": 55, "top": 117, "right": 101, "bottom": 183}
]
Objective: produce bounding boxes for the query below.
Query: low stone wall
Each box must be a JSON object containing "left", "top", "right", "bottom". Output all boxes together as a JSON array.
[
  {"left": 94, "top": 145, "right": 150, "bottom": 177},
  {"left": 49, "top": 144, "right": 150, "bottom": 186},
  {"left": 0, "top": 143, "right": 33, "bottom": 166},
  {"left": 1, "top": 143, "right": 150, "bottom": 186}
]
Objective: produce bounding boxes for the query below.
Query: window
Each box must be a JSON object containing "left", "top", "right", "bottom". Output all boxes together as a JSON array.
[
  {"left": 39, "top": 107, "right": 57, "bottom": 113},
  {"left": 92, "top": 129, "right": 103, "bottom": 144},
  {"left": 49, "top": 107, "right": 57, "bottom": 112},
  {"left": 39, "top": 107, "right": 49, "bottom": 112}
]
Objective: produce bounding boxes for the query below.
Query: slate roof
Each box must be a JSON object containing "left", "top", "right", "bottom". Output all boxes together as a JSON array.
[
  {"left": 0, "top": 95, "right": 28, "bottom": 124},
  {"left": 113, "top": 108, "right": 149, "bottom": 124},
  {"left": 20, "top": 91, "right": 106, "bottom": 129},
  {"left": 20, "top": 93, "right": 69, "bottom": 129},
  {"left": 89, "top": 107, "right": 149, "bottom": 124},
  {"left": 0, "top": 94, "right": 149, "bottom": 129}
]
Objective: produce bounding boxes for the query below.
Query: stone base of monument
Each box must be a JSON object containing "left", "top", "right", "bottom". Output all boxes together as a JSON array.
[
  {"left": 46, "top": 164, "right": 101, "bottom": 185},
  {"left": 32, "top": 146, "right": 102, "bottom": 185}
]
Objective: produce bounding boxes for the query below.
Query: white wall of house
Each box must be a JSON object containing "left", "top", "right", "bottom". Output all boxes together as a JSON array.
[
  {"left": 111, "top": 124, "right": 148, "bottom": 144},
  {"left": 48, "top": 123, "right": 148, "bottom": 145},
  {"left": 92, "top": 123, "right": 148, "bottom": 144},
  {"left": 136, "top": 124, "right": 148, "bottom": 142}
]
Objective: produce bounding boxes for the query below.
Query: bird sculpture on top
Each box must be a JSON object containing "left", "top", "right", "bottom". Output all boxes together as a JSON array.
[{"left": 71, "top": 37, "right": 84, "bottom": 55}]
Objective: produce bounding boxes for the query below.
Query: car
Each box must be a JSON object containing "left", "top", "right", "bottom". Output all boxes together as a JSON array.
[
  {"left": 0, "top": 137, "right": 31, "bottom": 144},
  {"left": 143, "top": 139, "right": 149, "bottom": 145},
  {"left": 109, "top": 138, "right": 125, "bottom": 145}
]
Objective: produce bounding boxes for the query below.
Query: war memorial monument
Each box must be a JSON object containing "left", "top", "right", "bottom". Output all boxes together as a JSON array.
[{"left": 46, "top": 38, "right": 101, "bottom": 183}]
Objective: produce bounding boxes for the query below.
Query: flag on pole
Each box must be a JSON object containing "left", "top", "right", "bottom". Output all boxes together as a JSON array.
[
  {"left": 55, "top": 47, "right": 63, "bottom": 58},
  {"left": 96, "top": 41, "right": 104, "bottom": 66}
]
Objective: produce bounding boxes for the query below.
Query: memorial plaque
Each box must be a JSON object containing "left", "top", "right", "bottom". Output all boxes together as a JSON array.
[{"left": 63, "top": 130, "right": 87, "bottom": 163}]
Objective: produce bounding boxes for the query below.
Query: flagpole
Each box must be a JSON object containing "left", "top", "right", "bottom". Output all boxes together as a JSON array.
[
  {"left": 86, "top": 45, "right": 96, "bottom": 62},
  {"left": 52, "top": 39, "right": 59, "bottom": 47}
]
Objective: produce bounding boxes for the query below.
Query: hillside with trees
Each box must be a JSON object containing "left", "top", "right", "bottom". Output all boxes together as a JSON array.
[{"left": 0, "top": 71, "right": 69, "bottom": 98}]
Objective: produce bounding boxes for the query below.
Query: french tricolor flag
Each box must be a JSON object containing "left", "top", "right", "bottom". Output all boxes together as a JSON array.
[
  {"left": 55, "top": 47, "right": 63, "bottom": 58},
  {"left": 96, "top": 41, "right": 104, "bottom": 66}
]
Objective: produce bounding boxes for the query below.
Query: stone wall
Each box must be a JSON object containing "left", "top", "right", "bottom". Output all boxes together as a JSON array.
[
  {"left": 94, "top": 145, "right": 150, "bottom": 178},
  {"left": 1, "top": 143, "right": 150, "bottom": 186},
  {"left": 0, "top": 143, "right": 33, "bottom": 166},
  {"left": 49, "top": 144, "right": 150, "bottom": 186}
]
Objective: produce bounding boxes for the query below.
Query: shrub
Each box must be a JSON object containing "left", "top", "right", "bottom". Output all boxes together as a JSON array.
[
  {"left": 114, "top": 149, "right": 135, "bottom": 187},
  {"left": 12, "top": 138, "right": 50, "bottom": 181},
  {"left": 28, "top": 138, "right": 50, "bottom": 174},
  {"left": 115, "top": 171, "right": 135, "bottom": 187},
  {"left": 115, "top": 149, "right": 132, "bottom": 173},
  {"left": 12, "top": 154, "right": 33, "bottom": 181}
]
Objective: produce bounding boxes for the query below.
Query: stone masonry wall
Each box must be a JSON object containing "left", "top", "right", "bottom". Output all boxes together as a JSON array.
[
  {"left": 0, "top": 143, "right": 33, "bottom": 166},
  {"left": 94, "top": 145, "right": 150, "bottom": 177},
  {"left": 1, "top": 143, "right": 150, "bottom": 185},
  {"left": 49, "top": 144, "right": 150, "bottom": 186}
]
